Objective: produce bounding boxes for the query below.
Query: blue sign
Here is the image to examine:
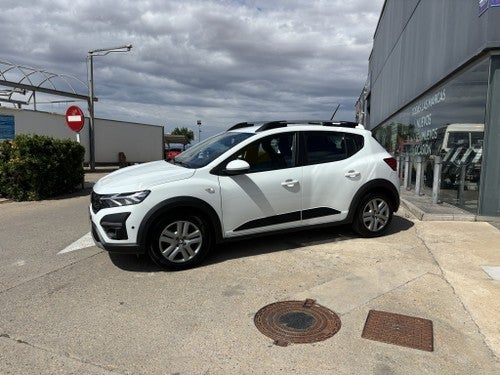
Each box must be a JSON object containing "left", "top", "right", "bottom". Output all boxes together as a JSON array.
[
  {"left": 0, "top": 115, "right": 15, "bottom": 140},
  {"left": 491, "top": 0, "right": 500, "bottom": 6}
]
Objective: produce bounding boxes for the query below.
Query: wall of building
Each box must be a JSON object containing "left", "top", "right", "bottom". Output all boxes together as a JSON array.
[
  {"left": 0, "top": 107, "right": 164, "bottom": 164},
  {"left": 369, "top": 0, "right": 500, "bottom": 128},
  {"left": 480, "top": 56, "right": 500, "bottom": 217}
]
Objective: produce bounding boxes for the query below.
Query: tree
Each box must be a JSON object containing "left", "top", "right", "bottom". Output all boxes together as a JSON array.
[{"left": 171, "top": 127, "right": 194, "bottom": 144}]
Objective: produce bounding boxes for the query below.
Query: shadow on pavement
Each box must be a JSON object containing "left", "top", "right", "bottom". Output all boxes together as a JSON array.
[
  {"left": 387, "top": 214, "right": 415, "bottom": 234},
  {"left": 208, "top": 215, "right": 414, "bottom": 266},
  {"left": 108, "top": 214, "right": 414, "bottom": 272},
  {"left": 108, "top": 253, "right": 163, "bottom": 272}
]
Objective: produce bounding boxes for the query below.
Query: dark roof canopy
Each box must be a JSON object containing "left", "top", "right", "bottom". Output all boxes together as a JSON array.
[{"left": 164, "top": 134, "right": 189, "bottom": 145}]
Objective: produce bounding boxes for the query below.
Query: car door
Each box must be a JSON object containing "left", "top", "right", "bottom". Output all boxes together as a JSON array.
[
  {"left": 217, "top": 132, "right": 302, "bottom": 237},
  {"left": 300, "top": 130, "right": 368, "bottom": 225}
]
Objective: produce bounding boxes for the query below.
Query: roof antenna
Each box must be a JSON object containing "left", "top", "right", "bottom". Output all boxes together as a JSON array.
[{"left": 330, "top": 104, "right": 341, "bottom": 120}]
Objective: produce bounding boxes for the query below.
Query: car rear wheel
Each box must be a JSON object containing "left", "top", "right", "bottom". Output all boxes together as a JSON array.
[
  {"left": 352, "top": 193, "right": 393, "bottom": 237},
  {"left": 148, "top": 213, "right": 212, "bottom": 270}
]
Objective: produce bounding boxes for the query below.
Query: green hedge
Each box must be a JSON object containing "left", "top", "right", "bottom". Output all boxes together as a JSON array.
[{"left": 0, "top": 134, "right": 85, "bottom": 201}]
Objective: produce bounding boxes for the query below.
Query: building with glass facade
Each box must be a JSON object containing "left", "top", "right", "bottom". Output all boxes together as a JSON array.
[{"left": 357, "top": 0, "right": 500, "bottom": 218}]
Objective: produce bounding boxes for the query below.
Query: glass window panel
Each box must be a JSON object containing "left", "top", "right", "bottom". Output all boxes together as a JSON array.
[{"left": 373, "top": 58, "right": 489, "bottom": 214}]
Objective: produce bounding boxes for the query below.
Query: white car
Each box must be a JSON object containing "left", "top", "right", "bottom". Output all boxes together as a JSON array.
[{"left": 90, "top": 120, "right": 400, "bottom": 270}]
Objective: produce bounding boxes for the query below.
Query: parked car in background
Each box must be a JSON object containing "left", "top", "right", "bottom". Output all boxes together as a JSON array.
[
  {"left": 441, "top": 123, "right": 484, "bottom": 155},
  {"left": 424, "top": 123, "right": 484, "bottom": 188},
  {"left": 90, "top": 120, "right": 400, "bottom": 270},
  {"left": 165, "top": 147, "right": 183, "bottom": 161}
]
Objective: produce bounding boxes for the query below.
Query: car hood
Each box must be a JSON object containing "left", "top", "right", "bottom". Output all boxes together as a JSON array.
[{"left": 93, "top": 160, "right": 195, "bottom": 193}]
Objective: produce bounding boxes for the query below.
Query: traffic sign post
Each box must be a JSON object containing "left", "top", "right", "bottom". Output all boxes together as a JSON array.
[
  {"left": 197, "top": 120, "right": 202, "bottom": 143},
  {"left": 65, "top": 105, "right": 85, "bottom": 143}
]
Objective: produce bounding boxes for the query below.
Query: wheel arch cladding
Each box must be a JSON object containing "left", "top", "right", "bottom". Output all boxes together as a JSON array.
[
  {"left": 347, "top": 179, "right": 400, "bottom": 221},
  {"left": 137, "top": 196, "right": 223, "bottom": 250}
]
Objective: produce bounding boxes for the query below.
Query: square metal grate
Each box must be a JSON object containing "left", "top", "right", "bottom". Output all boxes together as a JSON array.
[{"left": 362, "top": 310, "right": 433, "bottom": 352}]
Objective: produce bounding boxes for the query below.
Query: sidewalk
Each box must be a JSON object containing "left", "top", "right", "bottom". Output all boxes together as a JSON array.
[
  {"left": 400, "top": 189, "right": 500, "bottom": 229},
  {"left": 83, "top": 167, "right": 118, "bottom": 185}
]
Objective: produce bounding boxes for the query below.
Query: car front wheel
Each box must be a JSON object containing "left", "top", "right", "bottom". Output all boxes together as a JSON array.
[
  {"left": 352, "top": 193, "right": 393, "bottom": 237},
  {"left": 148, "top": 213, "right": 212, "bottom": 270}
]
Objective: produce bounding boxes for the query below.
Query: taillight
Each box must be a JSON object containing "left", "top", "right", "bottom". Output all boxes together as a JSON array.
[{"left": 383, "top": 157, "right": 397, "bottom": 171}]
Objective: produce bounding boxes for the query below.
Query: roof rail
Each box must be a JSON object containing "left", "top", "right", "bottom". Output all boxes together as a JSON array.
[
  {"left": 226, "top": 122, "right": 252, "bottom": 131},
  {"left": 226, "top": 120, "right": 363, "bottom": 132},
  {"left": 255, "top": 121, "right": 287, "bottom": 132},
  {"left": 324, "top": 121, "right": 360, "bottom": 128}
]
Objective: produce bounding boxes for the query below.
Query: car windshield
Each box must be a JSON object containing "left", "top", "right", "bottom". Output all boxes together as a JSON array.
[{"left": 172, "top": 132, "right": 253, "bottom": 168}]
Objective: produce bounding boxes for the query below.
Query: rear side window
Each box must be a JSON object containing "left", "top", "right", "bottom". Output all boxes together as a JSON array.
[{"left": 303, "top": 131, "right": 364, "bottom": 165}]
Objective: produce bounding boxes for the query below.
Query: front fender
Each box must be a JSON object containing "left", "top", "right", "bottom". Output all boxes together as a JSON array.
[{"left": 137, "top": 197, "right": 223, "bottom": 251}]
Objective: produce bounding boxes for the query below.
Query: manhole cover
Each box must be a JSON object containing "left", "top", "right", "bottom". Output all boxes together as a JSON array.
[
  {"left": 362, "top": 310, "right": 433, "bottom": 352},
  {"left": 254, "top": 299, "right": 341, "bottom": 346}
]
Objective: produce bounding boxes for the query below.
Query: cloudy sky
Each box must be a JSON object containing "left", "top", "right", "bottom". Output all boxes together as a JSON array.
[{"left": 0, "top": 0, "right": 384, "bottom": 137}]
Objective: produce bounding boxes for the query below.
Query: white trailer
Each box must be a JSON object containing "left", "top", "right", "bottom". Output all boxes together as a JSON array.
[{"left": 0, "top": 107, "right": 164, "bottom": 164}]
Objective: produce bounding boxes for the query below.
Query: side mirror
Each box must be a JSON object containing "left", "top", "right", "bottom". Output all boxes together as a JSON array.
[{"left": 225, "top": 159, "right": 250, "bottom": 175}]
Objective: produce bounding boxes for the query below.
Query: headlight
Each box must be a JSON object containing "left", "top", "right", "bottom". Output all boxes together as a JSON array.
[{"left": 92, "top": 190, "right": 150, "bottom": 212}]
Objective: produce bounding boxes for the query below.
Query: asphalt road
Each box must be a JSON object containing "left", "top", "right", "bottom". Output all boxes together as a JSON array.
[
  {"left": 0, "top": 180, "right": 499, "bottom": 374},
  {"left": 0, "top": 189, "right": 98, "bottom": 294}
]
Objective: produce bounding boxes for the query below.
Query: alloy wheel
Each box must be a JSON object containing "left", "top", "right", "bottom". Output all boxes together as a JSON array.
[
  {"left": 158, "top": 220, "right": 203, "bottom": 263},
  {"left": 362, "top": 198, "right": 390, "bottom": 232}
]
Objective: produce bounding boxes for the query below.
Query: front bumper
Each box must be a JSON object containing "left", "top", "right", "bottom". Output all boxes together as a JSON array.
[
  {"left": 91, "top": 222, "right": 144, "bottom": 254},
  {"left": 90, "top": 202, "right": 144, "bottom": 254}
]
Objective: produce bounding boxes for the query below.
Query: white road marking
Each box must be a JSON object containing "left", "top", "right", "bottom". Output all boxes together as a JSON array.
[
  {"left": 68, "top": 115, "right": 82, "bottom": 122},
  {"left": 58, "top": 232, "right": 95, "bottom": 254},
  {"left": 482, "top": 266, "right": 500, "bottom": 281}
]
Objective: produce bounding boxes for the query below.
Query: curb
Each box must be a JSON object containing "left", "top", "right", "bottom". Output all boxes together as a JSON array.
[{"left": 400, "top": 198, "right": 477, "bottom": 222}]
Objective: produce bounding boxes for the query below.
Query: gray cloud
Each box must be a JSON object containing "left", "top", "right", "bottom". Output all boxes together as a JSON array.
[{"left": 0, "top": 0, "right": 384, "bottom": 136}]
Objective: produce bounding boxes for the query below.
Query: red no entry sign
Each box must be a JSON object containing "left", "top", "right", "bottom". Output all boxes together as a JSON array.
[{"left": 65, "top": 106, "right": 85, "bottom": 132}]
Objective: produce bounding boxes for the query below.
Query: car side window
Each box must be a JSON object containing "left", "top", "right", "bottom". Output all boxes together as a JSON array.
[
  {"left": 304, "top": 131, "right": 364, "bottom": 165},
  {"left": 234, "top": 132, "right": 296, "bottom": 173}
]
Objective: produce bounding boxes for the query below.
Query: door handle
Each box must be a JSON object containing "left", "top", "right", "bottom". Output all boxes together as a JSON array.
[
  {"left": 281, "top": 179, "right": 298, "bottom": 188},
  {"left": 345, "top": 170, "right": 361, "bottom": 178}
]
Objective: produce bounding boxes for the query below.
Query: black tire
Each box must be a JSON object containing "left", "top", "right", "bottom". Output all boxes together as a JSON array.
[
  {"left": 352, "top": 193, "right": 393, "bottom": 237},
  {"left": 148, "top": 213, "right": 212, "bottom": 270}
]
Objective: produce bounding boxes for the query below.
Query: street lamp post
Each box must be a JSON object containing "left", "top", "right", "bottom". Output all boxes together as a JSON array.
[
  {"left": 197, "top": 120, "right": 202, "bottom": 143},
  {"left": 87, "top": 44, "right": 132, "bottom": 170}
]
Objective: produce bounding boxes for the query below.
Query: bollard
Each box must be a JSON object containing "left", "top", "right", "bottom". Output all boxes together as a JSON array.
[
  {"left": 458, "top": 163, "right": 466, "bottom": 206},
  {"left": 415, "top": 156, "right": 423, "bottom": 196},
  {"left": 432, "top": 156, "right": 442, "bottom": 204},
  {"left": 403, "top": 154, "right": 410, "bottom": 190},
  {"left": 118, "top": 152, "right": 127, "bottom": 168}
]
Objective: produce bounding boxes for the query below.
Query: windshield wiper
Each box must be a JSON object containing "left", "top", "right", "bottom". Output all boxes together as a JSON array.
[{"left": 172, "top": 159, "right": 191, "bottom": 168}]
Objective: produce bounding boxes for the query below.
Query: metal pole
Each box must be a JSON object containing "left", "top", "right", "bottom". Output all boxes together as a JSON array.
[
  {"left": 403, "top": 154, "right": 410, "bottom": 190},
  {"left": 88, "top": 54, "right": 96, "bottom": 171},
  {"left": 458, "top": 163, "right": 466, "bottom": 206},
  {"left": 86, "top": 44, "right": 131, "bottom": 170},
  {"left": 415, "top": 156, "right": 423, "bottom": 196},
  {"left": 432, "top": 156, "right": 442, "bottom": 204}
]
